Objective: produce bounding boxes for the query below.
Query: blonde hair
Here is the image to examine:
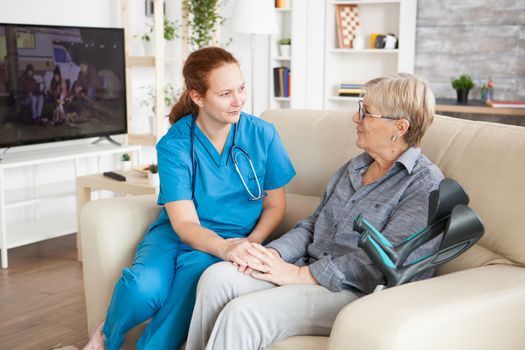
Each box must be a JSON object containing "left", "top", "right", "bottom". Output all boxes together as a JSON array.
[{"left": 363, "top": 73, "right": 435, "bottom": 147}]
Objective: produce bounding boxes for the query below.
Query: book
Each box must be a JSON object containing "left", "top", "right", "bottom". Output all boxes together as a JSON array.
[
  {"left": 287, "top": 70, "right": 291, "bottom": 97},
  {"left": 283, "top": 67, "right": 289, "bottom": 97},
  {"left": 273, "top": 67, "right": 280, "bottom": 97},
  {"left": 487, "top": 100, "right": 525, "bottom": 109},
  {"left": 278, "top": 67, "right": 284, "bottom": 97},
  {"left": 340, "top": 84, "right": 363, "bottom": 89},
  {"left": 337, "top": 88, "right": 363, "bottom": 93}
]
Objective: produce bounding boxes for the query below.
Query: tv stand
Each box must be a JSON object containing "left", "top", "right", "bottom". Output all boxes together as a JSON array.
[
  {"left": 92, "top": 136, "right": 122, "bottom": 146},
  {"left": 0, "top": 143, "right": 141, "bottom": 269}
]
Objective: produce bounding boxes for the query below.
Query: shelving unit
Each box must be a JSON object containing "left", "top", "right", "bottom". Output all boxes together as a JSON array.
[
  {"left": 122, "top": 0, "right": 166, "bottom": 146},
  {"left": 323, "top": 0, "right": 417, "bottom": 110},
  {"left": 269, "top": 4, "right": 292, "bottom": 110},
  {"left": 267, "top": 0, "right": 308, "bottom": 110},
  {"left": 0, "top": 143, "right": 140, "bottom": 268}
]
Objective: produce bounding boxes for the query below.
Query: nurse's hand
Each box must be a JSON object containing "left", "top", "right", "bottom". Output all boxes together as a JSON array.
[
  {"left": 247, "top": 244, "right": 318, "bottom": 286},
  {"left": 219, "top": 238, "right": 261, "bottom": 268}
]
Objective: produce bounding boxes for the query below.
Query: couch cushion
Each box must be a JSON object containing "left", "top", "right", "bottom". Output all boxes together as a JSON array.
[
  {"left": 268, "top": 193, "right": 321, "bottom": 241},
  {"left": 422, "top": 116, "right": 525, "bottom": 272},
  {"left": 262, "top": 109, "right": 525, "bottom": 273},
  {"left": 261, "top": 109, "right": 360, "bottom": 197}
]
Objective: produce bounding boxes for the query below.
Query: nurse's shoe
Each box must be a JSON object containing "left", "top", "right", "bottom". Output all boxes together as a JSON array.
[{"left": 82, "top": 321, "right": 106, "bottom": 350}]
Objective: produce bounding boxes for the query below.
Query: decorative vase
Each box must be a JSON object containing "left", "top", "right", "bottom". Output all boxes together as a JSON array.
[
  {"left": 279, "top": 44, "right": 291, "bottom": 57},
  {"left": 456, "top": 89, "right": 470, "bottom": 104},
  {"left": 352, "top": 29, "right": 365, "bottom": 50},
  {"left": 148, "top": 172, "right": 160, "bottom": 187},
  {"left": 143, "top": 38, "right": 155, "bottom": 56}
]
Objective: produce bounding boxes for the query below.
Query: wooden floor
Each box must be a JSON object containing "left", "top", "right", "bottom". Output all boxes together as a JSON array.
[{"left": 0, "top": 234, "right": 88, "bottom": 350}]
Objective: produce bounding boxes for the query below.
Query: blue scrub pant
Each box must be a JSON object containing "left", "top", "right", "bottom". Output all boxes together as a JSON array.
[{"left": 102, "top": 223, "right": 220, "bottom": 350}]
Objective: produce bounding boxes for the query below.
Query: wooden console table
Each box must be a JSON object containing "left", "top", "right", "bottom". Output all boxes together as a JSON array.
[
  {"left": 76, "top": 170, "right": 158, "bottom": 261},
  {"left": 436, "top": 99, "right": 525, "bottom": 117}
]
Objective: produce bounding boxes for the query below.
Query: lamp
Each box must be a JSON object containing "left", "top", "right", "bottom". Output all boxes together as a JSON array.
[{"left": 231, "top": 0, "right": 278, "bottom": 114}]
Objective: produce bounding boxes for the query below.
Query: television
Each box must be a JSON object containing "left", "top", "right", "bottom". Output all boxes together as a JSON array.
[{"left": 0, "top": 23, "right": 127, "bottom": 148}]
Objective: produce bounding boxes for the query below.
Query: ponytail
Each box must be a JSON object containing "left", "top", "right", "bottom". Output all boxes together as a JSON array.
[
  {"left": 168, "top": 47, "right": 239, "bottom": 126},
  {"left": 168, "top": 89, "right": 198, "bottom": 125}
]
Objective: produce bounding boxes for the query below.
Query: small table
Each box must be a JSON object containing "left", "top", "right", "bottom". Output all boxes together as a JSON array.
[
  {"left": 76, "top": 170, "right": 158, "bottom": 261},
  {"left": 436, "top": 99, "right": 525, "bottom": 117}
]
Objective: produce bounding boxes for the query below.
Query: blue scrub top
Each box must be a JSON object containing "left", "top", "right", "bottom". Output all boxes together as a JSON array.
[{"left": 153, "top": 112, "right": 296, "bottom": 239}]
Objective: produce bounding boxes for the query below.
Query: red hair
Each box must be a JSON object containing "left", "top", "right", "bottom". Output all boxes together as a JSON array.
[{"left": 168, "top": 47, "right": 239, "bottom": 125}]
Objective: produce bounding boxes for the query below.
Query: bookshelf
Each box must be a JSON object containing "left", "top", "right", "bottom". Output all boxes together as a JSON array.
[
  {"left": 267, "top": 0, "right": 307, "bottom": 110},
  {"left": 269, "top": 3, "right": 292, "bottom": 109},
  {"left": 323, "top": 0, "right": 417, "bottom": 110}
]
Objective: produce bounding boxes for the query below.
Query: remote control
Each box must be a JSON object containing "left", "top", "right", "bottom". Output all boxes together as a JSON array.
[{"left": 103, "top": 171, "right": 126, "bottom": 182}]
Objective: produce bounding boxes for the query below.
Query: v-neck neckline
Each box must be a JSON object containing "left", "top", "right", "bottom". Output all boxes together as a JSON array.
[{"left": 193, "top": 121, "right": 236, "bottom": 168}]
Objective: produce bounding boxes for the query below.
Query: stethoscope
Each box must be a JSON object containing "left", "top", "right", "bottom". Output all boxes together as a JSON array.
[{"left": 190, "top": 115, "right": 268, "bottom": 201}]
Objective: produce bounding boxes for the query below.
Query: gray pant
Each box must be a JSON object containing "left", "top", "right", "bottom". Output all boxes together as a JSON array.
[{"left": 186, "top": 262, "right": 359, "bottom": 350}]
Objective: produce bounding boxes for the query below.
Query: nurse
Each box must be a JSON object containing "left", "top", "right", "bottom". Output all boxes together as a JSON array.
[{"left": 83, "top": 47, "right": 296, "bottom": 350}]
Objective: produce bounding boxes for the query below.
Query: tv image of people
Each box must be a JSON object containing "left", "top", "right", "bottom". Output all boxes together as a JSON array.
[{"left": 0, "top": 24, "right": 127, "bottom": 148}]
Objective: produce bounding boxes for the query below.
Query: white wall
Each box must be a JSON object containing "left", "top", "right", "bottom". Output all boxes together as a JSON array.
[
  {"left": 218, "top": 1, "right": 271, "bottom": 116},
  {"left": 0, "top": 0, "right": 114, "bottom": 27},
  {"left": 0, "top": 0, "right": 120, "bottom": 225}
]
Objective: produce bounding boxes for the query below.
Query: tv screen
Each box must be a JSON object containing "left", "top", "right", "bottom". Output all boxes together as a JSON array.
[{"left": 0, "top": 23, "right": 127, "bottom": 148}]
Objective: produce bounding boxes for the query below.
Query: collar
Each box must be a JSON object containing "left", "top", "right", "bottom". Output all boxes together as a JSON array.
[
  {"left": 395, "top": 147, "right": 421, "bottom": 174},
  {"left": 351, "top": 147, "right": 421, "bottom": 174}
]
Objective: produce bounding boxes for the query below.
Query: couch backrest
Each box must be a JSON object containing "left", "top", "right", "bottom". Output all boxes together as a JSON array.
[{"left": 261, "top": 109, "right": 525, "bottom": 274}]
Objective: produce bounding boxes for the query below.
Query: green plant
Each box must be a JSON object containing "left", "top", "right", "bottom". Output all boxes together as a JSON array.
[
  {"left": 138, "top": 16, "right": 179, "bottom": 42},
  {"left": 278, "top": 38, "right": 291, "bottom": 45},
  {"left": 121, "top": 153, "right": 130, "bottom": 162},
  {"left": 452, "top": 74, "right": 475, "bottom": 91},
  {"left": 149, "top": 164, "right": 158, "bottom": 174},
  {"left": 183, "top": 0, "right": 227, "bottom": 49},
  {"left": 140, "top": 83, "right": 181, "bottom": 115}
]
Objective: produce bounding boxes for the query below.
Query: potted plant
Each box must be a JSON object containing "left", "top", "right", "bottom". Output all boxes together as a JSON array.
[
  {"left": 452, "top": 74, "right": 475, "bottom": 104},
  {"left": 148, "top": 163, "right": 159, "bottom": 186},
  {"left": 140, "top": 83, "right": 181, "bottom": 133},
  {"left": 120, "top": 153, "right": 132, "bottom": 171},
  {"left": 183, "top": 0, "right": 226, "bottom": 50},
  {"left": 278, "top": 38, "right": 291, "bottom": 57},
  {"left": 137, "top": 16, "right": 179, "bottom": 55}
]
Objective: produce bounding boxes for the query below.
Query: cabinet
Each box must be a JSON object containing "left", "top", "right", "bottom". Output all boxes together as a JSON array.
[
  {"left": 0, "top": 143, "right": 140, "bottom": 268},
  {"left": 323, "top": 0, "right": 417, "bottom": 110}
]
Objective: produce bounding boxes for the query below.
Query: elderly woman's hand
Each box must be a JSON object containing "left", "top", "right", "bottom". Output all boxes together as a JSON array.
[{"left": 246, "top": 243, "right": 318, "bottom": 286}]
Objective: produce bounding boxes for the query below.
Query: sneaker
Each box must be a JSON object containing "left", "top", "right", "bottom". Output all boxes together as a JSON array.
[{"left": 82, "top": 321, "right": 106, "bottom": 350}]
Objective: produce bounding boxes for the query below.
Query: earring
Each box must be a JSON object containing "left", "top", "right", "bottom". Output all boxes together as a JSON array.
[{"left": 391, "top": 135, "right": 398, "bottom": 142}]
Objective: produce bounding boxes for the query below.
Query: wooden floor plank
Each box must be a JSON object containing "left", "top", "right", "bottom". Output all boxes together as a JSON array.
[{"left": 0, "top": 234, "right": 88, "bottom": 350}]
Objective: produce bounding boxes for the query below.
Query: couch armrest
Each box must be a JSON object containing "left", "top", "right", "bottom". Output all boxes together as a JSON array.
[
  {"left": 81, "top": 194, "right": 160, "bottom": 331},
  {"left": 328, "top": 265, "right": 525, "bottom": 350}
]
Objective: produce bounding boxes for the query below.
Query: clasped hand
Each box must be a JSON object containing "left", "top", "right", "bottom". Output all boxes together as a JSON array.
[{"left": 233, "top": 242, "right": 316, "bottom": 286}]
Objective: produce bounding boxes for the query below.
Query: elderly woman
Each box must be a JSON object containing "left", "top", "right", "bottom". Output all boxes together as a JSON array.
[{"left": 185, "top": 73, "right": 444, "bottom": 350}]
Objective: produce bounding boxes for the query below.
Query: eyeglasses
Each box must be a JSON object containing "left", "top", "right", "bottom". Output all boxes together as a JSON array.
[{"left": 358, "top": 100, "right": 401, "bottom": 123}]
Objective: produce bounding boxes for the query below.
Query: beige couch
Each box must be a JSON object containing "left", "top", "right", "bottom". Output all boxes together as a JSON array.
[{"left": 81, "top": 109, "right": 525, "bottom": 350}]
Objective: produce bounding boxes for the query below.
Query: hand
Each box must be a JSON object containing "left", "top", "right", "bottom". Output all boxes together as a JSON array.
[
  {"left": 219, "top": 238, "right": 262, "bottom": 269},
  {"left": 232, "top": 246, "right": 279, "bottom": 275},
  {"left": 246, "top": 244, "right": 317, "bottom": 286}
]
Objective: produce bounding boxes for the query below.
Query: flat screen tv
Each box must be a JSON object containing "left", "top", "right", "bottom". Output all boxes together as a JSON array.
[{"left": 0, "top": 23, "right": 127, "bottom": 148}]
